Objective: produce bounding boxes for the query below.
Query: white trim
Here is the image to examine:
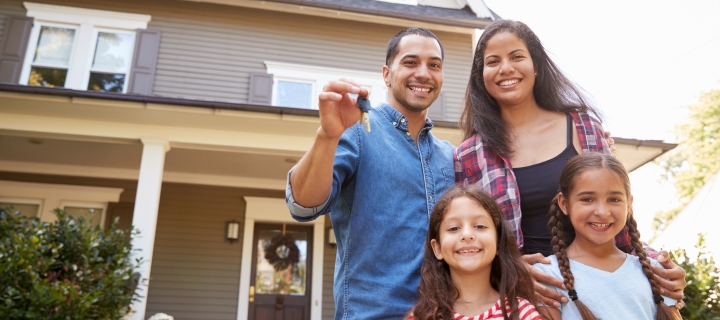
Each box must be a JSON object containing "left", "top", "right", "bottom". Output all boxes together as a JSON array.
[
  {"left": 376, "top": 0, "right": 418, "bottom": 5},
  {"left": 238, "top": 197, "right": 324, "bottom": 320},
  {"left": 264, "top": 61, "right": 388, "bottom": 110},
  {"left": 0, "top": 180, "right": 123, "bottom": 222},
  {"left": 24, "top": 2, "right": 151, "bottom": 28}
]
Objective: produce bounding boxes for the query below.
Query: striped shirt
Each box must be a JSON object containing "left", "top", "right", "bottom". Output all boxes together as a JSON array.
[
  {"left": 454, "top": 111, "right": 632, "bottom": 253},
  {"left": 452, "top": 298, "right": 542, "bottom": 320},
  {"left": 409, "top": 298, "right": 541, "bottom": 320}
]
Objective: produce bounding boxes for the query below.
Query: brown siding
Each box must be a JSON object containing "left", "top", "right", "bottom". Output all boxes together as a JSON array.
[
  {"left": 323, "top": 228, "right": 337, "bottom": 320},
  {"left": 0, "top": 0, "right": 473, "bottom": 122}
]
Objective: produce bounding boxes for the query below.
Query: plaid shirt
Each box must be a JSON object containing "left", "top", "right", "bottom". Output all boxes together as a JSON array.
[{"left": 454, "top": 111, "right": 633, "bottom": 253}]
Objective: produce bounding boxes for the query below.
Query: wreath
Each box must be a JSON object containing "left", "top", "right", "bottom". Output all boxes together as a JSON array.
[{"left": 264, "top": 234, "right": 300, "bottom": 271}]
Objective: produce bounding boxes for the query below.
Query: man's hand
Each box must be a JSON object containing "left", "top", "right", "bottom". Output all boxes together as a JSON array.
[
  {"left": 652, "top": 250, "right": 687, "bottom": 309},
  {"left": 522, "top": 253, "right": 568, "bottom": 308},
  {"left": 604, "top": 131, "right": 616, "bottom": 155},
  {"left": 318, "top": 79, "right": 370, "bottom": 140}
]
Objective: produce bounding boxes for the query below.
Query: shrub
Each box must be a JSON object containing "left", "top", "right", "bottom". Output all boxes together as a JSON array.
[
  {"left": 0, "top": 207, "right": 141, "bottom": 319},
  {"left": 671, "top": 234, "right": 720, "bottom": 319}
]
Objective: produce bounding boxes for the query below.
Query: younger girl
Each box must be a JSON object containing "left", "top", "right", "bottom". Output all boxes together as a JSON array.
[
  {"left": 409, "top": 185, "right": 542, "bottom": 320},
  {"left": 534, "top": 153, "right": 680, "bottom": 319}
]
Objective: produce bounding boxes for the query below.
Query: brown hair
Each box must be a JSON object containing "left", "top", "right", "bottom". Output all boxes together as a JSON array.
[
  {"left": 460, "top": 19, "right": 601, "bottom": 156},
  {"left": 548, "top": 153, "right": 680, "bottom": 319},
  {"left": 411, "top": 185, "right": 536, "bottom": 320}
]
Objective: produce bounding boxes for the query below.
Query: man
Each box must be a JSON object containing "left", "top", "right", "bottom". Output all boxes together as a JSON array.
[{"left": 285, "top": 28, "right": 453, "bottom": 319}]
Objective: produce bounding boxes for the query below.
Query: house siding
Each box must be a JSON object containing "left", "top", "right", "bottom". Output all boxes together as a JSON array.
[{"left": 0, "top": 0, "right": 473, "bottom": 122}]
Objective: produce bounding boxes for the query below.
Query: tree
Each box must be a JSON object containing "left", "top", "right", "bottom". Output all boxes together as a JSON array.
[
  {"left": 652, "top": 89, "right": 720, "bottom": 236},
  {"left": 0, "top": 207, "right": 141, "bottom": 319},
  {"left": 671, "top": 234, "right": 720, "bottom": 319}
]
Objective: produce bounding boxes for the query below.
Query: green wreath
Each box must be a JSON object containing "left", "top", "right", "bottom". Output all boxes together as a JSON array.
[{"left": 264, "top": 234, "right": 300, "bottom": 271}]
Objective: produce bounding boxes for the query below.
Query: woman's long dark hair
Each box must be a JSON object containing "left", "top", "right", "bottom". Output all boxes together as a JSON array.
[
  {"left": 547, "top": 153, "right": 681, "bottom": 320},
  {"left": 411, "top": 185, "right": 536, "bottom": 320},
  {"left": 460, "top": 19, "right": 601, "bottom": 156}
]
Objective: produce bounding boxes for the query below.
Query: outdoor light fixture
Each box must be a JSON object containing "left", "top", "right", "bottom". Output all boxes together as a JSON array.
[
  {"left": 327, "top": 228, "right": 336, "bottom": 246},
  {"left": 226, "top": 220, "right": 239, "bottom": 243}
]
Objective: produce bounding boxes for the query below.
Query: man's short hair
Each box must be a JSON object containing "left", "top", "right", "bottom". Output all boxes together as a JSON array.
[{"left": 385, "top": 28, "right": 444, "bottom": 67}]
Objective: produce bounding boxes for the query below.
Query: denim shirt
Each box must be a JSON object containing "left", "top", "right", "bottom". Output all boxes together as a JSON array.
[{"left": 286, "top": 103, "right": 455, "bottom": 319}]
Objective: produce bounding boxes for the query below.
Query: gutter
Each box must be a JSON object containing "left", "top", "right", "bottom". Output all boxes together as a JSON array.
[{"left": 0, "top": 83, "right": 461, "bottom": 128}]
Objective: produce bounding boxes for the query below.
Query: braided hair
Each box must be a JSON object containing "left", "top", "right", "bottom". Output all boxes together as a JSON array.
[{"left": 547, "top": 153, "right": 680, "bottom": 320}]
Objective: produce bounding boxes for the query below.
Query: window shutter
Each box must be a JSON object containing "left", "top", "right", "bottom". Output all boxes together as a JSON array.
[
  {"left": 248, "top": 73, "right": 274, "bottom": 105},
  {"left": 127, "top": 29, "right": 161, "bottom": 95},
  {"left": 427, "top": 92, "right": 445, "bottom": 120},
  {"left": 0, "top": 16, "right": 33, "bottom": 84}
]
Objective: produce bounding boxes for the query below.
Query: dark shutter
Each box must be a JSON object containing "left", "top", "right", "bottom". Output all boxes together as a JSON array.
[
  {"left": 248, "top": 73, "right": 274, "bottom": 105},
  {"left": 127, "top": 29, "right": 161, "bottom": 95},
  {"left": 105, "top": 202, "right": 135, "bottom": 231},
  {"left": 427, "top": 92, "right": 445, "bottom": 121},
  {"left": 0, "top": 16, "right": 33, "bottom": 84}
]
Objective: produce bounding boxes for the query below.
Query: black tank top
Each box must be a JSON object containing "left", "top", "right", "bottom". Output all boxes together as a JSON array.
[{"left": 514, "top": 114, "right": 578, "bottom": 256}]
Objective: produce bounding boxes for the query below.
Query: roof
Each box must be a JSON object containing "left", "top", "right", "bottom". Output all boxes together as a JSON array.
[
  {"left": 180, "top": 0, "right": 496, "bottom": 31},
  {"left": 263, "top": 0, "right": 496, "bottom": 28}
]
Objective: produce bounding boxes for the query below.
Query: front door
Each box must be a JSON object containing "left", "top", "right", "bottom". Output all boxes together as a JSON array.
[{"left": 248, "top": 223, "right": 313, "bottom": 320}]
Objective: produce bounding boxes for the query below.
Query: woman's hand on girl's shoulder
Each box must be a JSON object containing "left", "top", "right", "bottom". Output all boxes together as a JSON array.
[{"left": 522, "top": 253, "right": 568, "bottom": 308}]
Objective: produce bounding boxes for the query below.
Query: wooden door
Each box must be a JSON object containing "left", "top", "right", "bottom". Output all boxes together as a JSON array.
[{"left": 248, "top": 223, "right": 313, "bottom": 320}]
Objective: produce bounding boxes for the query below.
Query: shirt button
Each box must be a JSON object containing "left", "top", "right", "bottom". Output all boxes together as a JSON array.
[
  {"left": 406, "top": 131, "right": 410, "bottom": 136},
  {"left": 428, "top": 196, "right": 433, "bottom": 201},
  {"left": 393, "top": 122, "right": 397, "bottom": 126},
  {"left": 400, "top": 118, "right": 405, "bottom": 123}
]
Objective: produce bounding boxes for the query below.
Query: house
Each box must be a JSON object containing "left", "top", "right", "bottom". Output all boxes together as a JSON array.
[
  {"left": 651, "top": 169, "right": 720, "bottom": 260},
  {"left": 0, "top": 1, "right": 674, "bottom": 319}
]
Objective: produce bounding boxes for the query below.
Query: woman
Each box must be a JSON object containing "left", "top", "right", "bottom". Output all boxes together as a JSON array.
[{"left": 454, "top": 19, "right": 686, "bottom": 308}]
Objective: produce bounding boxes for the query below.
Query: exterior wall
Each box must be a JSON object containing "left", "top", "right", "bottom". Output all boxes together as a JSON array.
[
  {"left": 0, "top": 0, "right": 474, "bottom": 122},
  {"left": 0, "top": 171, "right": 284, "bottom": 320},
  {"left": 145, "top": 183, "right": 282, "bottom": 320}
]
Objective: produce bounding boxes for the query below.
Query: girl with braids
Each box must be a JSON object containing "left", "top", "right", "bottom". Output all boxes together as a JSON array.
[
  {"left": 533, "top": 153, "right": 680, "bottom": 320},
  {"left": 408, "top": 185, "right": 541, "bottom": 320}
]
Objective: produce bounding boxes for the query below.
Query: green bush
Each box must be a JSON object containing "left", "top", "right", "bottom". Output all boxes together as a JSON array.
[
  {"left": 0, "top": 207, "right": 141, "bottom": 319},
  {"left": 671, "top": 234, "right": 720, "bottom": 319}
]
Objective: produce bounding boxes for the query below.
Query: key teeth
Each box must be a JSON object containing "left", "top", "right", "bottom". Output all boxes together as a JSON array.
[{"left": 363, "top": 113, "right": 371, "bottom": 132}]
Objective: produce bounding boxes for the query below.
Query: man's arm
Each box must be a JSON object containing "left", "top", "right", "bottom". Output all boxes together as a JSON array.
[{"left": 289, "top": 79, "right": 369, "bottom": 208}]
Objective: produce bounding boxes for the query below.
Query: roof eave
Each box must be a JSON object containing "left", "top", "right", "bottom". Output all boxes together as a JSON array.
[{"left": 181, "top": 0, "right": 491, "bottom": 33}]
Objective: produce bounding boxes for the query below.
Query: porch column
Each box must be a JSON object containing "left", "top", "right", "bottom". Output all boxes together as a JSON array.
[{"left": 130, "top": 139, "right": 170, "bottom": 320}]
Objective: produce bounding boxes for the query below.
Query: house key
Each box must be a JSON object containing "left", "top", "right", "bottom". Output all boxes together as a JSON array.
[{"left": 357, "top": 97, "right": 371, "bottom": 132}]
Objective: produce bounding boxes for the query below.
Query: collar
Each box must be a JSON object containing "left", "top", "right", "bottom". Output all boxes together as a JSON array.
[{"left": 376, "top": 103, "right": 435, "bottom": 133}]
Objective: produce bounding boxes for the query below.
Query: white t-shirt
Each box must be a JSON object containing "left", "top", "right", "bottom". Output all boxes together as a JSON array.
[{"left": 533, "top": 254, "right": 675, "bottom": 319}]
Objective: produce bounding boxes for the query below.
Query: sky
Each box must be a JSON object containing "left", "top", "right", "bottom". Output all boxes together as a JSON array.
[{"left": 481, "top": 0, "right": 720, "bottom": 238}]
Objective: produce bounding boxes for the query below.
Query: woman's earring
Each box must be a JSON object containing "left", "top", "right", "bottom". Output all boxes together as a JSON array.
[{"left": 535, "top": 72, "right": 538, "bottom": 76}]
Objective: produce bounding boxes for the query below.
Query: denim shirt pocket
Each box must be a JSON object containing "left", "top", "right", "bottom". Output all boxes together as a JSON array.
[{"left": 441, "top": 167, "right": 455, "bottom": 186}]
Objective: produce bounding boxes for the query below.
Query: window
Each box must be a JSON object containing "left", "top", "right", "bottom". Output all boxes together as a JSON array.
[
  {"left": 62, "top": 203, "right": 106, "bottom": 226},
  {"left": 0, "top": 198, "right": 42, "bottom": 218},
  {"left": 20, "top": 2, "right": 151, "bottom": 93},
  {"left": 0, "top": 180, "right": 122, "bottom": 227},
  {"left": 265, "top": 61, "right": 388, "bottom": 110}
]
